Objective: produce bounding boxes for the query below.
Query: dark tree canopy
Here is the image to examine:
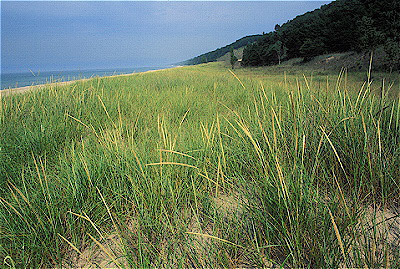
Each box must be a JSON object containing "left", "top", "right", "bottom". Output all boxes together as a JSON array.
[{"left": 242, "top": 0, "right": 400, "bottom": 70}]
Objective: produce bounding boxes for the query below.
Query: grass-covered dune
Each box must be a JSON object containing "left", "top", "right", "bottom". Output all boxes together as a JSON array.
[{"left": 1, "top": 62, "right": 399, "bottom": 267}]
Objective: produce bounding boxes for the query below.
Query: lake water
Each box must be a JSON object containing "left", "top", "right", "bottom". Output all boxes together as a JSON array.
[{"left": 1, "top": 66, "right": 169, "bottom": 90}]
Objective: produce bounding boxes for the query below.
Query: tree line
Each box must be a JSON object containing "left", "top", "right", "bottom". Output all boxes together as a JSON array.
[
  {"left": 182, "top": 35, "right": 261, "bottom": 65},
  {"left": 242, "top": 0, "right": 400, "bottom": 70}
]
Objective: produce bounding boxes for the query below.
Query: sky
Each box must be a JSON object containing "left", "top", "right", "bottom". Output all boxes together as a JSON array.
[{"left": 1, "top": 1, "right": 330, "bottom": 73}]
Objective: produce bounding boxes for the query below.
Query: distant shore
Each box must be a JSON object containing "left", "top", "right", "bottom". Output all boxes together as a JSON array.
[{"left": 1, "top": 66, "right": 183, "bottom": 96}]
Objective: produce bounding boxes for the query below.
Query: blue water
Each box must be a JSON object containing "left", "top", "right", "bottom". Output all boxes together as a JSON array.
[{"left": 1, "top": 66, "right": 169, "bottom": 90}]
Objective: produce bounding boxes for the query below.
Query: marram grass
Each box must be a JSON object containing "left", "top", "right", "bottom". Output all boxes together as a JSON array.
[{"left": 0, "top": 62, "right": 399, "bottom": 267}]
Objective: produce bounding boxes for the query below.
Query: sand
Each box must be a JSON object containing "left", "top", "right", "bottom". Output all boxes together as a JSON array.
[{"left": 0, "top": 66, "right": 183, "bottom": 97}]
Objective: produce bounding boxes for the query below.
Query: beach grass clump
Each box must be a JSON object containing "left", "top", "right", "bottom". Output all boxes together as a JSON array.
[{"left": 0, "top": 62, "right": 399, "bottom": 267}]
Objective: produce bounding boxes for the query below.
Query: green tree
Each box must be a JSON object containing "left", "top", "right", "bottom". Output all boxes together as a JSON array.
[
  {"left": 384, "top": 38, "right": 400, "bottom": 71},
  {"left": 357, "top": 16, "right": 383, "bottom": 52},
  {"left": 242, "top": 0, "right": 399, "bottom": 69},
  {"left": 299, "top": 38, "right": 326, "bottom": 61},
  {"left": 272, "top": 40, "right": 288, "bottom": 65},
  {"left": 230, "top": 48, "right": 238, "bottom": 69}
]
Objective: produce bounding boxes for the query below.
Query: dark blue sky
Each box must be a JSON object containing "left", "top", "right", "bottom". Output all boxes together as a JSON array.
[{"left": 2, "top": 1, "right": 330, "bottom": 73}]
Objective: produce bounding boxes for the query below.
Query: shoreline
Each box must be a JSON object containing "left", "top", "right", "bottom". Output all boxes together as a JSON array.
[{"left": 1, "top": 66, "right": 183, "bottom": 96}]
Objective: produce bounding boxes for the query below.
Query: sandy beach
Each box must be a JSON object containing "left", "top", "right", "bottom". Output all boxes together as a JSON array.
[{"left": 0, "top": 66, "right": 183, "bottom": 97}]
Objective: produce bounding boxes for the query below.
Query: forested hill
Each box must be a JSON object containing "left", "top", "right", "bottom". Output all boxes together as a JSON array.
[
  {"left": 182, "top": 35, "right": 262, "bottom": 65},
  {"left": 242, "top": 0, "right": 400, "bottom": 70}
]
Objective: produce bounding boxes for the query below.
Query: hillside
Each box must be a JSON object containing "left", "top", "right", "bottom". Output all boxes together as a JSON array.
[
  {"left": 184, "top": 0, "right": 400, "bottom": 71},
  {"left": 242, "top": 0, "right": 400, "bottom": 70},
  {"left": 217, "top": 47, "right": 244, "bottom": 61},
  {"left": 264, "top": 51, "right": 400, "bottom": 73},
  {"left": 181, "top": 35, "right": 261, "bottom": 65}
]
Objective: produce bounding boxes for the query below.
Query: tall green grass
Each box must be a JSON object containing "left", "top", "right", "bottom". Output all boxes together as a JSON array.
[{"left": 1, "top": 62, "right": 399, "bottom": 267}]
